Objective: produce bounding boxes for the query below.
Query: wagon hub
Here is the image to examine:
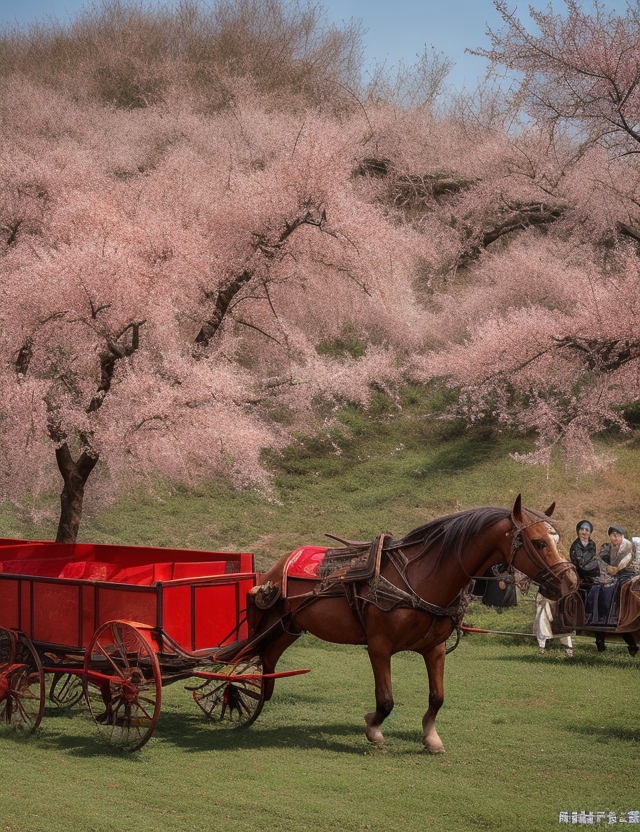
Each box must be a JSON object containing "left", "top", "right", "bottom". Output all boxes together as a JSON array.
[{"left": 119, "top": 667, "right": 146, "bottom": 704}]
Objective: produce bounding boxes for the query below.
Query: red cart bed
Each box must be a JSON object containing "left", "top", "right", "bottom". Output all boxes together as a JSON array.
[{"left": 0, "top": 539, "right": 255, "bottom": 652}]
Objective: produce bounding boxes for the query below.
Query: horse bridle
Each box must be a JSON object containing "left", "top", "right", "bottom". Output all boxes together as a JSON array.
[{"left": 507, "top": 516, "right": 575, "bottom": 598}]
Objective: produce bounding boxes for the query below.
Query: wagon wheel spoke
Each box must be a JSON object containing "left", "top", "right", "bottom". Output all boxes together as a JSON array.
[
  {"left": 84, "top": 621, "right": 162, "bottom": 752},
  {"left": 94, "top": 639, "right": 128, "bottom": 680},
  {"left": 111, "top": 623, "right": 136, "bottom": 675},
  {"left": 0, "top": 631, "right": 45, "bottom": 736},
  {"left": 190, "top": 656, "right": 265, "bottom": 728},
  {"left": 232, "top": 685, "right": 262, "bottom": 701},
  {"left": 13, "top": 680, "right": 41, "bottom": 722}
]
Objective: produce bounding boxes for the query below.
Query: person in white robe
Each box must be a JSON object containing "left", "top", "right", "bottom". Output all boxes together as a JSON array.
[{"left": 533, "top": 591, "right": 573, "bottom": 656}]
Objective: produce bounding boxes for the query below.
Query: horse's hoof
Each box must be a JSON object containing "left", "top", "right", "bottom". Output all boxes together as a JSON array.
[
  {"left": 423, "top": 743, "right": 446, "bottom": 755},
  {"left": 423, "top": 733, "right": 445, "bottom": 754},
  {"left": 364, "top": 713, "right": 385, "bottom": 746}
]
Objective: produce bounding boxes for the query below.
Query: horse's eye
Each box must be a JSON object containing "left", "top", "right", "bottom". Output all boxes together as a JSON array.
[{"left": 531, "top": 538, "right": 547, "bottom": 551}]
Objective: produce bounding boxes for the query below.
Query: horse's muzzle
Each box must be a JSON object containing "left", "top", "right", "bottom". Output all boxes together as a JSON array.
[{"left": 534, "top": 561, "right": 579, "bottom": 600}]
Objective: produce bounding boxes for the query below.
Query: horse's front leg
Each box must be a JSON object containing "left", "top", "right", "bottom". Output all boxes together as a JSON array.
[
  {"left": 364, "top": 638, "right": 394, "bottom": 746},
  {"left": 420, "top": 640, "right": 446, "bottom": 754}
]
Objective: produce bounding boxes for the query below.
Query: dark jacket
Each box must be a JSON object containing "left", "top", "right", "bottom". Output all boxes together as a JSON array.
[{"left": 569, "top": 538, "right": 600, "bottom": 584}]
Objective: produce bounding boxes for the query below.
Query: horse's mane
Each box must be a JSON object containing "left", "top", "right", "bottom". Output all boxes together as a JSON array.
[{"left": 395, "top": 505, "right": 553, "bottom": 571}]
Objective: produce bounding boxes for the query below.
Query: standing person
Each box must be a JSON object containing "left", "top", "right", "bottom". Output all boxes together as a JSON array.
[
  {"left": 533, "top": 591, "right": 573, "bottom": 656},
  {"left": 569, "top": 520, "right": 600, "bottom": 594}
]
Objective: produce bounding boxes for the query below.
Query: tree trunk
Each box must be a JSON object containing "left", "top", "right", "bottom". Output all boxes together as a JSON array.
[{"left": 54, "top": 445, "right": 99, "bottom": 543}]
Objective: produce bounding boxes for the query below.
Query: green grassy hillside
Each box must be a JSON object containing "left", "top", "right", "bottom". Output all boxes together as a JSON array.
[{"left": 3, "top": 387, "right": 640, "bottom": 572}]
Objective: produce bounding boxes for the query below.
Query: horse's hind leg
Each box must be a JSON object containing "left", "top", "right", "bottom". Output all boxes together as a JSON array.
[
  {"left": 420, "top": 641, "right": 446, "bottom": 754},
  {"left": 364, "top": 640, "right": 394, "bottom": 746}
]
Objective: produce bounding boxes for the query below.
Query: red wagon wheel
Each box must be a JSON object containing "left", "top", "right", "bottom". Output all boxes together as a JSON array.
[
  {"left": 0, "top": 626, "right": 17, "bottom": 727},
  {"left": 187, "top": 655, "right": 265, "bottom": 727},
  {"left": 83, "top": 621, "right": 162, "bottom": 752},
  {"left": 0, "top": 628, "right": 45, "bottom": 735}
]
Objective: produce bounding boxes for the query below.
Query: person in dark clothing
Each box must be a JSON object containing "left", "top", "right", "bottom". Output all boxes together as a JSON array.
[
  {"left": 569, "top": 520, "right": 600, "bottom": 593},
  {"left": 478, "top": 565, "right": 517, "bottom": 612}
]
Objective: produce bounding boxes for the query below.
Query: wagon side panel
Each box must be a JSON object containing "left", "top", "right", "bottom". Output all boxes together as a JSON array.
[
  {"left": 161, "top": 584, "right": 192, "bottom": 649},
  {"left": 194, "top": 583, "right": 237, "bottom": 651},
  {"left": 32, "top": 581, "right": 82, "bottom": 646},
  {"left": 0, "top": 576, "right": 20, "bottom": 629},
  {"left": 193, "top": 576, "right": 255, "bottom": 649},
  {"left": 20, "top": 580, "right": 31, "bottom": 635},
  {"left": 161, "top": 576, "right": 256, "bottom": 652},
  {"left": 82, "top": 584, "right": 96, "bottom": 648},
  {"left": 95, "top": 584, "right": 159, "bottom": 632},
  {"left": 236, "top": 577, "right": 255, "bottom": 640}
]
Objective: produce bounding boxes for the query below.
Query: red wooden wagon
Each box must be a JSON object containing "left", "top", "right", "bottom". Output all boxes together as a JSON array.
[{"left": 0, "top": 537, "right": 307, "bottom": 750}]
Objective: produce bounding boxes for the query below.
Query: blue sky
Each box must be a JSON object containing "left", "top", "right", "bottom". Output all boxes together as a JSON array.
[{"left": 0, "top": 0, "right": 629, "bottom": 89}]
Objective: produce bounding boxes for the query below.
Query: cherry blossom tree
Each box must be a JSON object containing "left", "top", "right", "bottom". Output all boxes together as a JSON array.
[
  {"left": 412, "top": 235, "right": 640, "bottom": 468},
  {"left": 6, "top": 0, "right": 640, "bottom": 537},
  {"left": 473, "top": 1, "right": 640, "bottom": 155},
  {"left": 0, "top": 63, "right": 423, "bottom": 541}
]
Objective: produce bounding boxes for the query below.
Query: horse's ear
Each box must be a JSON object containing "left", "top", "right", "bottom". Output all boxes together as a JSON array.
[
  {"left": 544, "top": 502, "right": 555, "bottom": 517},
  {"left": 512, "top": 493, "right": 523, "bottom": 525}
]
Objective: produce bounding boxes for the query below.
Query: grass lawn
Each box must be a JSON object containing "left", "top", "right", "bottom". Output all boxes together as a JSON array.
[{"left": 1, "top": 631, "right": 637, "bottom": 832}]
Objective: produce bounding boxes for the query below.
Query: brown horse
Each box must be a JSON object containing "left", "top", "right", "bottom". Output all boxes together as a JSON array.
[{"left": 229, "top": 495, "right": 579, "bottom": 752}]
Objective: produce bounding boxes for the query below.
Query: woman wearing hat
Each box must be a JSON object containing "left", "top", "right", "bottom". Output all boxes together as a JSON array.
[{"left": 569, "top": 520, "right": 600, "bottom": 594}]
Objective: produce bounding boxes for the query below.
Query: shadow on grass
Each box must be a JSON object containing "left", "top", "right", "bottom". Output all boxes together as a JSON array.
[
  {"left": 25, "top": 706, "right": 433, "bottom": 757},
  {"left": 158, "top": 711, "right": 370, "bottom": 754},
  {"left": 409, "top": 433, "right": 497, "bottom": 478},
  {"left": 21, "top": 706, "right": 368, "bottom": 757},
  {"left": 5, "top": 722, "right": 144, "bottom": 760},
  {"left": 158, "top": 709, "right": 436, "bottom": 756},
  {"left": 492, "top": 647, "right": 639, "bottom": 670},
  {"left": 564, "top": 721, "right": 640, "bottom": 744}
]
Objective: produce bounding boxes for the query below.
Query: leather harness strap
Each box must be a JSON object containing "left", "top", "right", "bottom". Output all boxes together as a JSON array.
[{"left": 285, "top": 517, "right": 561, "bottom": 640}]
